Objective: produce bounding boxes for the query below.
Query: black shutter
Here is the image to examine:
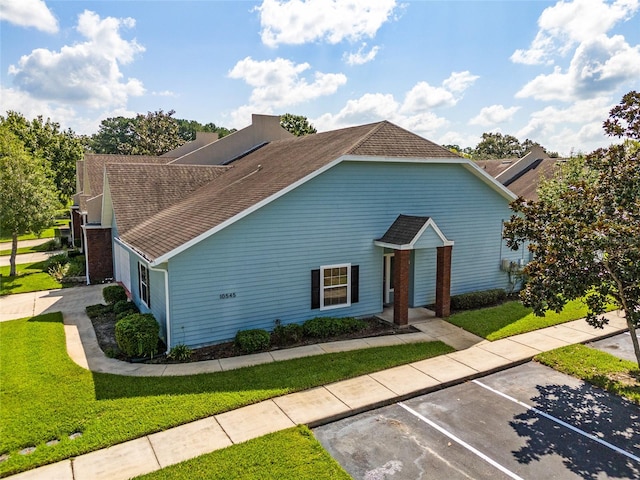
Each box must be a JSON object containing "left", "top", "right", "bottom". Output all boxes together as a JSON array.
[
  {"left": 311, "top": 269, "right": 320, "bottom": 309},
  {"left": 351, "top": 265, "right": 359, "bottom": 303}
]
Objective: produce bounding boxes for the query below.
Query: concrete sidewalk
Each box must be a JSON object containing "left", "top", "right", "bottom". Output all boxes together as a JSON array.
[
  {"left": 0, "top": 237, "right": 52, "bottom": 250},
  {"left": 2, "top": 287, "right": 629, "bottom": 480}
]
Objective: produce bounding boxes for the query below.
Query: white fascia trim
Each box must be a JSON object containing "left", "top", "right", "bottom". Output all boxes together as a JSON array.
[
  {"left": 373, "top": 218, "right": 455, "bottom": 250},
  {"left": 374, "top": 241, "right": 413, "bottom": 250},
  {"left": 461, "top": 161, "right": 518, "bottom": 202},
  {"left": 319, "top": 263, "right": 352, "bottom": 311},
  {"left": 150, "top": 155, "right": 500, "bottom": 266}
]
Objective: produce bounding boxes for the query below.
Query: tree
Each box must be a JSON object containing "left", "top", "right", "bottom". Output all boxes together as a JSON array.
[
  {"left": 0, "top": 111, "right": 83, "bottom": 202},
  {"left": 0, "top": 125, "right": 60, "bottom": 276},
  {"left": 89, "top": 116, "right": 136, "bottom": 154},
  {"left": 175, "top": 119, "right": 235, "bottom": 142},
  {"left": 280, "top": 113, "right": 317, "bottom": 137},
  {"left": 504, "top": 91, "right": 640, "bottom": 366},
  {"left": 536, "top": 155, "right": 597, "bottom": 204},
  {"left": 473, "top": 132, "right": 525, "bottom": 159}
]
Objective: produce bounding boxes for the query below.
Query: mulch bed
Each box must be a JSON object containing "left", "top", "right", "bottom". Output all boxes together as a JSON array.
[{"left": 89, "top": 312, "right": 418, "bottom": 364}]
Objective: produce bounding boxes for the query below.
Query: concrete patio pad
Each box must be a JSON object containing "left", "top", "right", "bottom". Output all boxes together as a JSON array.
[{"left": 215, "top": 400, "right": 295, "bottom": 444}]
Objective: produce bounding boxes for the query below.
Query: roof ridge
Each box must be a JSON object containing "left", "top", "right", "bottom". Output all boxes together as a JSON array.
[{"left": 344, "top": 121, "right": 388, "bottom": 155}]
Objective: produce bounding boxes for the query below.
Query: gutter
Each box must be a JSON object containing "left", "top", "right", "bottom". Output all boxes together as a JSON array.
[{"left": 148, "top": 264, "right": 171, "bottom": 354}]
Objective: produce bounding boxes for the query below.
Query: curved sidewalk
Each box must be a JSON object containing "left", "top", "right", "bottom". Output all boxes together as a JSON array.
[{"left": 2, "top": 286, "right": 629, "bottom": 480}]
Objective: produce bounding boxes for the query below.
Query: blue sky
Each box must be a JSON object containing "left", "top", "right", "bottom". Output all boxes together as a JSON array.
[{"left": 1, "top": 0, "right": 639, "bottom": 155}]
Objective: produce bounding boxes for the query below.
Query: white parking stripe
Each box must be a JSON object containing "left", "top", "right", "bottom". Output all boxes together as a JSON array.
[
  {"left": 398, "top": 402, "right": 525, "bottom": 480},
  {"left": 472, "top": 380, "right": 640, "bottom": 464}
]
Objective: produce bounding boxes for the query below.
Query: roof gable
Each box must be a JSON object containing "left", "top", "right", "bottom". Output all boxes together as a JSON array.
[{"left": 375, "top": 215, "right": 453, "bottom": 250}]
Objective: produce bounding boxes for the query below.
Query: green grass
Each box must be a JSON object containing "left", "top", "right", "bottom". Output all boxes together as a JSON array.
[
  {"left": 0, "top": 220, "right": 68, "bottom": 243},
  {"left": 0, "top": 261, "right": 62, "bottom": 295},
  {"left": 536, "top": 344, "right": 640, "bottom": 404},
  {"left": 0, "top": 313, "right": 453, "bottom": 477},
  {"left": 134, "top": 426, "right": 350, "bottom": 480},
  {"left": 0, "top": 240, "right": 60, "bottom": 256},
  {"left": 448, "top": 299, "right": 603, "bottom": 341}
]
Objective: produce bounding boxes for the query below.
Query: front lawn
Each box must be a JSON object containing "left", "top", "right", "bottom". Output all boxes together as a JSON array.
[
  {"left": 134, "top": 426, "right": 350, "bottom": 480},
  {"left": 0, "top": 219, "right": 67, "bottom": 243},
  {"left": 0, "top": 240, "right": 60, "bottom": 256},
  {"left": 0, "top": 261, "right": 62, "bottom": 295},
  {"left": 536, "top": 345, "right": 640, "bottom": 404},
  {"left": 0, "top": 313, "right": 453, "bottom": 477},
  {"left": 448, "top": 299, "right": 602, "bottom": 341}
]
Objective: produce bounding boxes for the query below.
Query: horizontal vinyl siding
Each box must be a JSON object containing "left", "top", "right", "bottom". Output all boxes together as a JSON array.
[{"left": 169, "top": 161, "right": 519, "bottom": 348}]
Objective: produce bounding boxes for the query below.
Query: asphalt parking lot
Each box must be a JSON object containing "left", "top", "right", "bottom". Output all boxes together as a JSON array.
[
  {"left": 315, "top": 362, "right": 640, "bottom": 479},
  {"left": 589, "top": 330, "right": 639, "bottom": 363}
]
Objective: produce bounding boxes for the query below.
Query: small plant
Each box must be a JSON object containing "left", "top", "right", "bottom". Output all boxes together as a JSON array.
[
  {"left": 45, "top": 253, "right": 68, "bottom": 271},
  {"left": 272, "top": 323, "right": 304, "bottom": 346},
  {"left": 42, "top": 239, "right": 61, "bottom": 252},
  {"left": 115, "top": 313, "right": 160, "bottom": 358},
  {"left": 167, "top": 344, "right": 193, "bottom": 361},
  {"left": 86, "top": 303, "right": 113, "bottom": 318},
  {"left": 48, "top": 262, "right": 69, "bottom": 282},
  {"left": 302, "top": 316, "right": 366, "bottom": 338},
  {"left": 235, "top": 329, "right": 270, "bottom": 354},
  {"left": 65, "top": 256, "right": 86, "bottom": 276},
  {"left": 103, "top": 285, "right": 127, "bottom": 305},
  {"left": 104, "top": 347, "right": 119, "bottom": 358}
]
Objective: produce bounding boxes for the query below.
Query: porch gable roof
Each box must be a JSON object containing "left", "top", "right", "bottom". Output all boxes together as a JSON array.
[{"left": 374, "top": 214, "right": 454, "bottom": 250}]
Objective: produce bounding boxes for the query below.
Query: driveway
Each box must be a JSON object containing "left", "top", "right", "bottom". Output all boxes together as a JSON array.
[{"left": 314, "top": 362, "right": 640, "bottom": 479}]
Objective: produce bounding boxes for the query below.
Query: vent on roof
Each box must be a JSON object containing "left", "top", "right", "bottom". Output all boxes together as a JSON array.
[
  {"left": 221, "top": 142, "right": 269, "bottom": 165},
  {"left": 501, "top": 160, "right": 513, "bottom": 164},
  {"left": 503, "top": 158, "right": 543, "bottom": 187}
]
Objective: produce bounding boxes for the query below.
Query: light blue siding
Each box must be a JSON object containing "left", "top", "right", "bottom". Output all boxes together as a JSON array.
[{"left": 166, "top": 160, "right": 522, "bottom": 348}]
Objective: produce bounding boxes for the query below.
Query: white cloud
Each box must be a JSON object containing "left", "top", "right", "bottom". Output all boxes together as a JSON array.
[
  {"left": 0, "top": 0, "right": 58, "bottom": 33},
  {"left": 344, "top": 43, "right": 380, "bottom": 65},
  {"left": 470, "top": 104, "right": 521, "bottom": 126},
  {"left": 8, "top": 10, "right": 145, "bottom": 109},
  {"left": 401, "top": 71, "right": 478, "bottom": 113},
  {"left": 511, "top": 0, "right": 639, "bottom": 65},
  {"left": 228, "top": 56, "right": 347, "bottom": 115},
  {"left": 256, "top": 0, "right": 398, "bottom": 47},
  {"left": 516, "top": 34, "right": 640, "bottom": 101}
]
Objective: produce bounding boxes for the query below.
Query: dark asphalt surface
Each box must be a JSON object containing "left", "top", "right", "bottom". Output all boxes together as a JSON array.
[
  {"left": 588, "top": 330, "right": 639, "bottom": 363},
  {"left": 315, "top": 362, "right": 640, "bottom": 479}
]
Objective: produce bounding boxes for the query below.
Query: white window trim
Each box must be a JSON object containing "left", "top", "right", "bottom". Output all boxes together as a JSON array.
[
  {"left": 139, "top": 262, "right": 150, "bottom": 308},
  {"left": 320, "top": 263, "right": 351, "bottom": 311}
]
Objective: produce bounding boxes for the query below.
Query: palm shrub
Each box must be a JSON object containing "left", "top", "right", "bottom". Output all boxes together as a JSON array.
[{"left": 115, "top": 313, "right": 160, "bottom": 358}]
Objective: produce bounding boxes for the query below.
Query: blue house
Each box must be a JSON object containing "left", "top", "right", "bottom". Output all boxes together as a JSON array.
[{"left": 98, "top": 118, "right": 525, "bottom": 350}]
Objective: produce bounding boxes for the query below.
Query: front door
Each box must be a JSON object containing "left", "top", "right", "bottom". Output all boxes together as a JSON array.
[{"left": 383, "top": 254, "right": 395, "bottom": 305}]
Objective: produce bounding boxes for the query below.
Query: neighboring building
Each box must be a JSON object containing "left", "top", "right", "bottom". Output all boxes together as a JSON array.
[{"left": 76, "top": 117, "right": 527, "bottom": 351}]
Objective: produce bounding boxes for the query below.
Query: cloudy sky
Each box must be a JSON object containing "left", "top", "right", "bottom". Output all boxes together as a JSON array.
[{"left": 1, "top": 0, "right": 639, "bottom": 155}]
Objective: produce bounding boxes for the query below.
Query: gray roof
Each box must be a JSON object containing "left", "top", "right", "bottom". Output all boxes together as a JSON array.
[{"left": 376, "top": 215, "right": 431, "bottom": 246}]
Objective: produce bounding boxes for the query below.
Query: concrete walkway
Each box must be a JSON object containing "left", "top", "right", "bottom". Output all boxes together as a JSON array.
[
  {"left": 0, "top": 237, "right": 52, "bottom": 250},
  {"left": 1, "top": 286, "right": 629, "bottom": 480}
]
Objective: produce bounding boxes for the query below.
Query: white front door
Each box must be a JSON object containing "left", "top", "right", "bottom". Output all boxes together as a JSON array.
[{"left": 383, "top": 254, "right": 395, "bottom": 305}]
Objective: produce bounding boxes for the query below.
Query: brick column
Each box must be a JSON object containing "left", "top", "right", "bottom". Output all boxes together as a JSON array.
[
  {"left": 71, "top": 208, "right": 83, "bottom": 247},
  {"left": 85, "top": 227, "right": 113, "bottom": 283},
  {"left": 435, "top": 245, "right": 452, "bottom": 317},
  {"left": 393, "top": 249, "right": 410, "bottom": 326}
]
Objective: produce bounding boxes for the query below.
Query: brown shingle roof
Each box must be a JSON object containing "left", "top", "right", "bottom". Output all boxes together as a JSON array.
[
  {"left": 376, "top": 215, "right": 431, "bottom": 246},
  {"left": 474, "top": 159, "right": 519, "bottom": 178},
  {"left": 505, "top": 158, "right": 561, "bottom": 201},
  {"left": 106, "top": 164, "right": 230, "bottom": 234},
  {"left": 119, "top": 121, "right": 462, "bottom": 261}
]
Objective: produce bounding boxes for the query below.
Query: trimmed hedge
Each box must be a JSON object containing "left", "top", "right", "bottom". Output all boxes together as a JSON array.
[
  {"left": 235, "top": 329, "right": 270, "bottom": 354},
  {"left": 272, "top": 323, "right": 304, "bottom": 346},
  {"left": 103, "top": 285, "right": 127, "bottom": 305},
  {"left": 85, "top": 303, "right": 113, "bottom": 318},
  {"left": 302, "top": 316, "right": 366, "bottom": 338},
  {"left": 450, "top": 288, "right": 507, "bottom": 311},
  {"left": 115, "top": 313, "right": 160, "bottom": 358}
]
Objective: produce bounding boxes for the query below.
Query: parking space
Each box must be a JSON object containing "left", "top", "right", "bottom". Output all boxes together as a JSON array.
[
  {"left": 314, "top": 363, "right": 640, "bottom": 479},
  {"left": 588, "top": 330, "right": 639, "bottom": 363}
]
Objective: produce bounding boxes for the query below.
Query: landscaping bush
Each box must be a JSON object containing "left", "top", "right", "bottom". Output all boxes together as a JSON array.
[
  {"left": 272, "top": 323, "right": 304, "bottom": 346},
  {"left": 167, "top": 344, "right": 193, "bottom": 361},
  {"left": 65, "top": 256, "right": 85, "bottom": 276},
  {"left": 114, "top": 299, "right": 138, "bottom": 316},
  {"left": 45, "top": 253, "right": 68, "bottom": 270},
  {"left": 103, "top": 285, "right": 127, "bottom": 305},
  {"left": 451, "top": 288, "right": 507, "bottom": 311},
  {"left": 302, "top": 316, "right": 366, "bottom": 338},
  {"left": 235, "top": 329, "right": 270, "bottom": 354},
  {"left": 115, "top": 313, "right": 160, "bottom": 358},
  {"left": 42, "top": 239, "right": 61, "bottom": 251},
  {"left": 86, "top": 303, "right": 113, "bottom": 318},
  {"left": 48, "top": 262, "right": 68, "bottom": 282},
  {"left": 68, "top": 249, "right": 83, "bottom": 258}
]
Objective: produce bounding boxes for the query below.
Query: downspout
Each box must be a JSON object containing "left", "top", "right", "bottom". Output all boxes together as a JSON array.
[{"left": 149, "top": 264, "right": 171, "bottom": 354}]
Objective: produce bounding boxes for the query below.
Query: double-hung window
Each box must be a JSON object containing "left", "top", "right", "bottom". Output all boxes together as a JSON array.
[
  {"left": 139, "top": 263, "right": 150, "bottom": 307},
  {"left": 311, "top": 264, "right": 359, "bottom": 310}
]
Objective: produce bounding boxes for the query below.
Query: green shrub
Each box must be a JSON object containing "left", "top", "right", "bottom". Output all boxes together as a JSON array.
[
  {"left": 103, "top": 285, "right": 127, "bottom": 305},
  {"left": 42, "top": 239, "right": 61, "bottom": 251},
  {"left": 65, "top": 256, "right": 85, "bottom": 276},
  {"left": 272, "top": 323, "right": 304, "bottom": 346},
  {"left": 451, "top": 288, "right": 507, "bottom": 311},
  {"left": 115, "top": 313, "right": 160, "bottom": 358},
  {"left": 68, "top": 249, "right": 83, "bottom": 258},
  {"left": 302, "top": 316, "right": 366, "bottom": 338},
  {"left": 86, "top": 303, "right": 113, "bottom": 318},
  {"left": 45, "top": 253, "right": 68, "bottom": 270},
  {"left": 167, "top": 344, "right": 193, "bottom": 361},
  {"left": 113, "top": 299, "right": 138, "bottom": 316},
  {"left": 235, "top": 329, "right": 270, "bottom": 354}
]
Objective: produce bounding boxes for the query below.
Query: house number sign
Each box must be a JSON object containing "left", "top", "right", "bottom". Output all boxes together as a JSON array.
[{"left": 219, "top": 293, "right": 236, "bottom": 299}]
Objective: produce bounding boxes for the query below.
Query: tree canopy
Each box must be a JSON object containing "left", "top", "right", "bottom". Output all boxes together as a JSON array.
[
  {"left": 280, "top": 113, "right": 317, "bottom": 137},
  {"left": 0, "top": 111, "right": 83, "bottom": 202},
  {"left": 0, "top": 125, "right": 60, "bottom": 276},
  {"left": 504, "top": 91, "right": 640, "bottom": 366}
]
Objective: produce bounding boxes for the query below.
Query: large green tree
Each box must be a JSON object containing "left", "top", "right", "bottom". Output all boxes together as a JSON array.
[
  {"left": 175, "top": 119, "right": 235, "bottom": 142},
  {"left": 0, "top": 111, "right": 83, "bottom": 202},
  {"left": 504, "top": 91, "right": 640, "bottom": 366},
  {"left": 0, "top": 126, "right": 60, "bottom": 276},
  {"left": 280, "top": 113, "right": 317, "bottom": 137}
]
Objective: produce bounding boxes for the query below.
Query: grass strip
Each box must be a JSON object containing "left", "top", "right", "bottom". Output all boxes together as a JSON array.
[
  {"left": 448, "top": 299, "right": 598, "bottom": 341},
  {"left": 0, "top": 222, "right": 65, "bottom": 243},
  {"left": 0, "top": 241, "right": 60, "bottom": 256},
  {"left": 535, "top": 344, "right": 639, "bottom": 405},
  {"left": 0, "top": 261, "right": 62, "bottom": 295},
  {"left": 0, "top": 313, "right": 453, "bottom": 477},
  {"left": 134, "top": 426, "right": 350, "bottom": 480}
]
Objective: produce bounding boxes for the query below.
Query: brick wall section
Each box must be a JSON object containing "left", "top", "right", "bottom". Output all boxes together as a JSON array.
[
  {"left": 71, "top": 209, "right": 82, "bottom": 246},
  {"left": 393, "top": 249, "right": 410, "bottom": 326},
  {"left": 436, "top": 245, "right": 452, "bottom": 317},
  {"left": 86, "top": 227, "right": 113, "bottom": 283}
]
